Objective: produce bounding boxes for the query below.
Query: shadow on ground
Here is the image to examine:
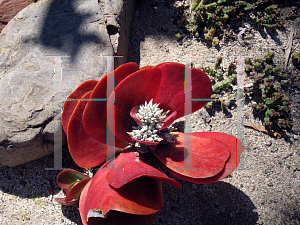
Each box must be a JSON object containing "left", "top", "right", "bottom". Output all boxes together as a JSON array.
[
  {"left": 0, "top": 145, "right": 78, "bottom": 199},
  {"left": 154, "top": 176, "right": 259, "bottom": 225}
]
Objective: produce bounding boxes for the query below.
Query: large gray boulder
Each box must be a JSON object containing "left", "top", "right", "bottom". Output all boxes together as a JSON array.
[{"left": 0, "top": 0, "right": 136, "bottom": 167}]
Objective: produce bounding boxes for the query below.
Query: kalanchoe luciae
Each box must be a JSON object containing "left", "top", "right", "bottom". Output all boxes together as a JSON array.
[
  {"left": 57, "top": 62, "right": 244, "bottom": 225},
  {"left": 55, "top": 169, "right": 91, "bottom": 207}
]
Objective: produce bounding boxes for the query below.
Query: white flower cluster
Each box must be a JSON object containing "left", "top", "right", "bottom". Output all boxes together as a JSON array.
[{"left": 128, "top": 99, "right": 169, "bottom": 143}]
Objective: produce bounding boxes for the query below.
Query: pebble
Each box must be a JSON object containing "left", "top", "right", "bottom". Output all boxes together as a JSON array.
[
  {"left": 266, "top": 141, "right": 272, "bottom": 146},
  {"left": 201, "top": 109, "right": 211, "bottom": 123},
  {"left": 294, "top": 135, "right": 298, "bottom": 140}
]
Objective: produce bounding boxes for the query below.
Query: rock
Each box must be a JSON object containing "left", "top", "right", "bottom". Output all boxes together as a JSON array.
[
  {"left": 201, "top": 108, "right": 211, "bottom": 123},
  {"left": 0, "top": 0, "right": 35, "bottom": 33},
  {"left": 0, "top": 0, "right": 136, "bottom": 167}
]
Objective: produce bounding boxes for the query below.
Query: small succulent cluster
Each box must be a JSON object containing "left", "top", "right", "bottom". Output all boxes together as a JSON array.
[
  {"left": 189, "top": 0, "right": 282, "bottom": 44},
  {"left": 244, "top": 52, "right": 293, "bottom": 129},
  {"left": 199, "top": 57, "right": 237, "bottom": 108},
  {"left": 292, "top": 52, "right": 300, "bottom": 66},
  {"left": 128, "top": 99, "right": 175, "bottom": 152}
]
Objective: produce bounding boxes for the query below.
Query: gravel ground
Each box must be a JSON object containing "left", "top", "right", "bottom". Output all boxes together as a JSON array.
[{"left": 1, "top": 0, "right": 300, "bottom": 224}]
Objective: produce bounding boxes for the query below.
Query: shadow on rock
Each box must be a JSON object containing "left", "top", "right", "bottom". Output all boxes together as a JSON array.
[
  {"left": 39, "top": 0, "right": 103, "bottom": 63},
  {"left": 154, "top": 177, "right": 259, "bottom": 225}
]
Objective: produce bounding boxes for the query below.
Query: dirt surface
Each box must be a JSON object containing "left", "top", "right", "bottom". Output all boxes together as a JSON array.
[{"left": 1, "top": 0, "right": 300, "bottom": 224}]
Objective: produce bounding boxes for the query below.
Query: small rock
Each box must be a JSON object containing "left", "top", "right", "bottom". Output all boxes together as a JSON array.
[
  {"left": 201, "top": 109, "right": 211, "bottom": 123},
  {"left": 222, "top": 99, "right": 231, "bottom": 107},
  {"left": 266, "top": 140, "right": 272, "bottom": 146},
  {"left": 294, "top": 135, "right": 298, "bottom": 140}
]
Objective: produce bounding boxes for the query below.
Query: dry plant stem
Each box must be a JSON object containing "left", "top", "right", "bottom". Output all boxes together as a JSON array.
[{"left": 284, "top": 19, "right": 299, "bottom": 71}]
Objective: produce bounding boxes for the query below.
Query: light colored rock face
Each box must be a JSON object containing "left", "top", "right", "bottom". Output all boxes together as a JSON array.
[
  {"left": 0, "top": 0, "right": 136, "bottom": 167},
  {"left": 0, "top": 0, "right": 35, "bottom": 32}
]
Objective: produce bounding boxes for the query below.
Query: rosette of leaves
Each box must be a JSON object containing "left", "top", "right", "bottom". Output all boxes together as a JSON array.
[{"left": 57, "top": 62, "right": 244, "bottom": 224}]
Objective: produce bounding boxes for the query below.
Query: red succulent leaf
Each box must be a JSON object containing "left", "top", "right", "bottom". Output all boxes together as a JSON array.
[
  {"left": 158, "top": 111, "right": 177, "bottom": 130},
  {"left": 109, "top": 67, "right": 163, "bottom": 143},
  {"left": 56, "top": 169, "right": 90, "bottom": 190},
  {"left": 65, "top": 178, "right": 91, "bottom": 202},
  {"left": 170, "top": 132, "right": 244, "bottom": 184},
  {"left": 83, "top": 62, "right": 139, "bottom": 147},
  {"left": 109, "top": 62, "right": 211, "bottom": 143},
  {"left": 79, "top": 181, "right": 157, "bottom": 225},
  {"left": 66, "top": 181, "right": 78, "bottom": 193},
  {"left": 62, "top": 80, "right": 98, "bottom": 134},
  {"left": 55, "top": 197, "right": 78, "bottom": 206},
  {"left": 139, "top": 65, "right": 154, "bottom": 70},
  {"left": 130, "top": 105, "right": 143, "bottom": 127},
  {"left": 151, "top": 132, "right": 230, "bottom": 179},
  {"left": 80, "top": 160, "right": 164, "bottom": 221},
  {"left": 153, "top": 63, "right": 212, "bottom": 119},
  {"left": 68, "top": 91, "right": 110, "bottom": 168},
  {"left": 106, "top": 148, "right": 182, "bottom": 189},
  {"left": 157, "top": 132, "right": 244, "bottom": 184}
]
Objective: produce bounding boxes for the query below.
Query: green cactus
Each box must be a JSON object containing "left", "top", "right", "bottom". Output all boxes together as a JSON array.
[
  {"left": 265, "top": 5, "right": 279, "bottom": 15},
  {"left": 264, "top": 97, "right": 275, "bottom": 106},
  {"left": 228, "top": 62, "right": 236, "bottom": 75},
  {"left": 292, "top": 53, "right": 300, "bottom": 65},
  {"left": 254, "top": 56, "right": 265, "bottom": 63},
  {"left": 263, "top": 65, "right": 273, "bottom": 75},
  {"left": 266, "top": 75, "right": 273, "bottom": 82},
  {"left": 205, "top": 2, "right": 217, "bottom": 10},
  {"left": 212, "top": 83, "right": 222, "bottom": 93},
  {"left": 215, "top": 57, "right": 223, "bottom": 69},
  {"left": 264, "top": 115, "right": 270, "bottom": 123},
  {"left": 228, "top": 75, "right": 237, "bottom": 84},
  {"left": 254, "top": 62, "right": 262, "bottom": 71},
  {"left": 222, "top": 79, "right": 231, "bottom": 90},
  {"left": 244, "top": 4, "right": 257, "bottom": 11},
  {"left": 264, "top": 52, "right": 275, "bottom": 62},
  {"left": 245, "top": 64, "right": 253, "bottom": 72},
  {"left": 245, "top": 58, "right": 253, "bottom": 65},
  {"left": 280, "top": 74, "right": 288, "bottom": 80},
  {"left": 216, "top": 73, "right": 224, "bottom": 81},
  {"left": 205, "top": 101, "right": 213, "bottom": 109},
  {"left": 272, "top": 66, "right": 281, "bottom": 75}
]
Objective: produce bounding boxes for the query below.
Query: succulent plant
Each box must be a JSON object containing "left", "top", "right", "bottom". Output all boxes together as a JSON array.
[
  {"left": 254, "top": 56, "right": 265, "bottom": 63},
  {"left": 190, "top": 0, "right": 282, "bottom": 45},
  {"left": 292, "top": 53, "right": 300, "bottom": 65},
  {"left": 245, "top": 64, "right": 253, "bottom": 72},
  {"left": 215, "top": 57, "right": 223, "bottom": 69},
  {"left": 264, "top": 52, "right": 275, "bottom": 62},
  {"left": 263, "top": 64, "right": 273, "bottom": 75},
  {"left": 254, "top": 62, "right": 262, "bottom": 71},
  {"left": 216, "top": 73, "right": 224, "bottom": 81},
  {"left": 245, "top": 58, "right": 253, "bottom": 65},
  {"left": 228, "top": 62, "right": 236, "bottom": 75},
  {"left": 212, "top": 82, "right": 222, "bottom": 93},
  {"left": 280, "top": 73, "right": 288, "bottom": 80},
  {"left": 266, "top": 75, "right": 274, "bottom": 82},
  {"left": 228, "top": 75, "right": 237, "bottom": 84},
  {"left": 205, "top": 2, "right": 218, "bottom": 10}
]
